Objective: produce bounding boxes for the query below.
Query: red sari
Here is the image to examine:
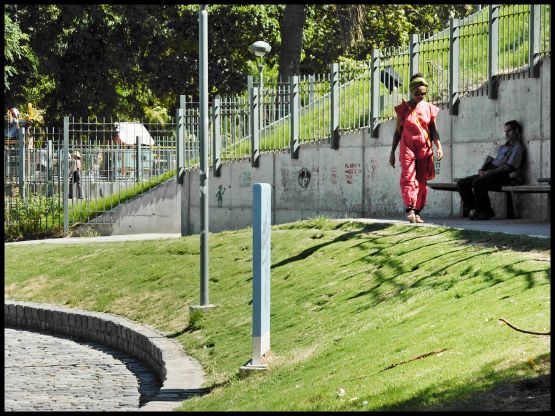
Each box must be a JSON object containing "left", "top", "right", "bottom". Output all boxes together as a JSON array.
[{"left": 394, "top": 100, "right": 439, "bottom": 212}]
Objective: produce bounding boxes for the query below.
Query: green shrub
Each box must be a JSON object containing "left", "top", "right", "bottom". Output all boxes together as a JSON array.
[{"left": 4, "top": 193, "right": 64, "bottom": 241}]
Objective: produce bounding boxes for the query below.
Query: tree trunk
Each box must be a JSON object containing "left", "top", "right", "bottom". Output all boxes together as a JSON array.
[
  {"left": 338, "top": 5, "right": 365, "bottom": 56},
  {"left": 278, "top": 4, "right": 307, "bottom": 83}
]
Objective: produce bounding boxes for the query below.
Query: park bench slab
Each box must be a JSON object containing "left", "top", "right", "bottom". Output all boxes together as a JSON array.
[{"left": 501, "top": 185, "right": 551, "bottom": 193}]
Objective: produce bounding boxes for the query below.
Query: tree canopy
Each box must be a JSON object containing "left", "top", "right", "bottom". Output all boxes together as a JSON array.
[{"left": 4, "top": 4, "right": 477, "bottom": 123}]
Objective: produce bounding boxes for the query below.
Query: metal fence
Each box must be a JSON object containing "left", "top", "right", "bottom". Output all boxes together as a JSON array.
[
  {"left": 4, "top": 4, "right": 551, "bottom": 238},
  {"left": 185, "top": 4, "right": 551, "bottom": 160},
  {"left": 4, "top": 117, "right": 179, "bottom": 238}
]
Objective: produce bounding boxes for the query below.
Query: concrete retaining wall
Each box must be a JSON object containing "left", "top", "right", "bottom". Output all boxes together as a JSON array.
[
  {"left": 4, "top": 300, "right": 205, "bottom": 411},
  {"left": 89, "top": 56, "right": 550, "bottom": 235},
  {"left": 80, "top": 178, "right": 182, "bottom": 236}
]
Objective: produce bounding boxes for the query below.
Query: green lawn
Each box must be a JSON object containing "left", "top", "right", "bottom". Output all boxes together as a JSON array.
[{"left": 4, "top": 218, "right": 550, "bottom": 411}]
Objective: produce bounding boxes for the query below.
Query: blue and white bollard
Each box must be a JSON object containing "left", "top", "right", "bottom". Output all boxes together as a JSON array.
[{"left": 241, "top": 183, "right": 271, "bottom": 371}]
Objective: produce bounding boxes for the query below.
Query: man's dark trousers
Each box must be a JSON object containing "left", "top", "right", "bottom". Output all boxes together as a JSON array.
[{"left": 457, "top": 171, "right": 512, "bottom": 214}]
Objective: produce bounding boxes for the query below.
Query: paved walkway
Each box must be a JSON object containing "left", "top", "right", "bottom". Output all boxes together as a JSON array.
[
  {"left": 5, "top": 218, "right": 550, "bottom": 247},
  {"left": 4, "top": 327, "right": 161, "bottom": 411}
]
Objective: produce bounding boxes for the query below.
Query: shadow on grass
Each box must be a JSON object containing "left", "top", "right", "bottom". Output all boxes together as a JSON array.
[
  {"left": 271, "top": 223, "right": 392, "bottom": 269},
  {"left": 345, "top": 227, "right": 549, "bottom": 311},
  {"left": 374, "top": 353, "right": 550, "bottom": 412},
  {"left": 447, "top": 228, "right": 551, "bottom": 253}
]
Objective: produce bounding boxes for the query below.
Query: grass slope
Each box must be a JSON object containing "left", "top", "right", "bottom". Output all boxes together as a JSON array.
[{"left": 4, "top": 218, "right": 550, "bottom": 411}]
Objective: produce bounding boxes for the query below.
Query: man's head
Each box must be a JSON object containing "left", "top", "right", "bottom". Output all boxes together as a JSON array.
[
  {"left": 504, "top": 120, "right": 521, "bottom": 142},
  {"left": 9, "top": 107, "right": 19, "bottom": 118}
]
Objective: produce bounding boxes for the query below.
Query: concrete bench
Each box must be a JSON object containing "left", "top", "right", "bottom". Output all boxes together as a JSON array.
[
  {"left": 501, "top": 185, "right": 551, "bottom": 193},
  {"left": 429, "top": 179, "right": 515, "bottom": 218},
  {"left": 501, "top": 184, "right": 551, "bottom": 220}
]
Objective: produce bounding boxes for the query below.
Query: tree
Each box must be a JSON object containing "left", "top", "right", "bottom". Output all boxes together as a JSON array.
[
  {"left": 8, "top": 4, "right": 479, "bottom": 122},
  {"left": 337, "top": 4, "right": 365, "bottom": 56},
  {"left": 278, "top": 4, "right": 307, "bottom": 83},
  {"left": 4, "top": 7, "right": 37, "bottom": 94}
]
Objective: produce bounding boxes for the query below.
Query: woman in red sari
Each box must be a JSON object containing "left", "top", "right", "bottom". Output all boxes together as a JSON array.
[{"left": 389, "top": 73, "right": 443, "bottom": 223}]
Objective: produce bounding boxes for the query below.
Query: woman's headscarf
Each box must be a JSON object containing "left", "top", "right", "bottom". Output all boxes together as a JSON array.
[{"left": 409, "top": 76, "right": 428, "bottom": 91}]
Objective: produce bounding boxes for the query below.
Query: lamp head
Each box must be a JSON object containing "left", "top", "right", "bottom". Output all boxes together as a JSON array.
[{"left": 250, "top": 40, "right": 271, "bottom": 58}]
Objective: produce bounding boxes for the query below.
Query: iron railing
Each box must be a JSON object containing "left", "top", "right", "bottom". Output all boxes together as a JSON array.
[{"left": 4, "top": 4, "right": 551, "bottom": 239}]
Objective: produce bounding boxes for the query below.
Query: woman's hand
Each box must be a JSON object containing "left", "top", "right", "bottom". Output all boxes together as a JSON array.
[
  {"left": 389, "top": 151, "right": 396, "bottom": 167},
  {"left": 436, "top": 147, "right": 443, "bottom": 161}
]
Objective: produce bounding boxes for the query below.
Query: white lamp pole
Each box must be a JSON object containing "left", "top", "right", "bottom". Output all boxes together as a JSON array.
[{"left": 250, "top": 41, "right": 271, "bottom": 131}]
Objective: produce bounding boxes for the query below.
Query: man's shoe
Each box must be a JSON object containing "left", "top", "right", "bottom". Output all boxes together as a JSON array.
[
  {"left": 468, "top": 209, "right": 477, "bottom": 220},
  {"left": 475, "top": 210, "right": 495, "bottom": 220},
  {"left": 407, "top": 209, "right": 416, "bottom": 223},
  {"left": 414, "top": 215, "right": 425, "bottom": 223}
]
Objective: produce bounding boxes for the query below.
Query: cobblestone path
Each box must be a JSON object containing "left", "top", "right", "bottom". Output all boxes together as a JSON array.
[{"left": 4, "top": 327, "right": 161, "bottom": 411}]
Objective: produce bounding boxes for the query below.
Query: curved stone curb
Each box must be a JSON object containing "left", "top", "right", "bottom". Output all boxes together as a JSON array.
[{"left": 4, "top": 300, "right": 205, "bottom": 411}]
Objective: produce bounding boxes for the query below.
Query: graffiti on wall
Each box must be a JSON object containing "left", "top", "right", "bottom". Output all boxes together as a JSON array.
[
  {"left": 239, "top": 171, "right": 252, "bottom": 188},
  {"left": 330, "top": 167, "right": 338, "bottom": 184},
  {"left": 298, "top": 168, "right": 311, "bottom": 188},
  {"left": 344, "top": 163, "right": 361, "bottom": 184},
  {"left": 216, "top": 184, "right": 226, "bottom": 207}
]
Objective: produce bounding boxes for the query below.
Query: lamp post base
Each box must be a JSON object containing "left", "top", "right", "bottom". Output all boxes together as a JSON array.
[
  {"left": 189, "top": 304, "right": 217, "bottom": 313},
  {"left": 239, "top": 359, "right": 268, "bottom": 375}
]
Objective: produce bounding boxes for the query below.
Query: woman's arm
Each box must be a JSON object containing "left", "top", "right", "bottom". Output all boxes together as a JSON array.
[{"left": 429, "top": 120, "right": 443, "bottom": 160}]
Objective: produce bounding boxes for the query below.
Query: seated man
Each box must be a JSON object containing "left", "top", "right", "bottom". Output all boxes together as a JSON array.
[{"left": 456, "top": 120, "right": 525, "bottom": 220}]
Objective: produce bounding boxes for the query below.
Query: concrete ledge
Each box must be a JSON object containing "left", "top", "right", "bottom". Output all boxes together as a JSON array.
[{"left": 4, "top": 300, "right": 205, "bottom": 411}]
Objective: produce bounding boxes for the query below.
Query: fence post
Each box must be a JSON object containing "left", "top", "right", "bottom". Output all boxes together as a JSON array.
[
  {"left": 409, "top": 34, "right": 420, "bottom": 76},
  {"left": 290, "top": 75, "right": 300, "bottom": 159},
  {"left": 115, "top": 141, "right": 120, "bottom": 182},
  {"left": 176, "top": 95, "right": 186, "bottom": 182},
  {"left": 488, "top": 4, "right": 499, "bottom": 99},
  {"left": 529, "top": 4, "right": 541, "bottom": 77},
  {"left": 63, "top": 116, "right": 69, "bottom": 233},
  {"left": 47, "top": 139, "right": 53, "bottom": 197},
  {"left": 308, "top": 74, "right": 315, "bottom": 106},
  {"left": 250, "top": 85, "right": 260, "bottom": 167},
  {"left": 17, "top": 126, "right": 26, "bottom": 201},
  {"left": 135, "top": 135, "right": 141, "bottom": 183},
  {"left": 330, "top": 63, "right": 340, "bottom": 149},
  {"left": 213, "top": 95, "right": 222, "bottom": 176},
  {"left": 370, "top": 49, "right": 381, "bottom": 138},
  {"left": 449, "top": 18, "right": 460, "bottom": 115}
]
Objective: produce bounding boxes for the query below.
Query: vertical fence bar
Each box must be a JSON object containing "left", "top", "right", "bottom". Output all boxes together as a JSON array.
[
  {"left": 488, "top": 4, "right": 499, "bottom": 98},
  {"left": 213, "top": 95, "right": 221, "bottom": 176},
  {"left": 449, "top": 17, "right": 460, "bottom": 115},
  {"left": 529, "top": 4, "right": 541, "bottom": 77},
  {"left": 290, "top": 75, "right": 300, "bottom": 158},
  {"left": 46, "top": 139, "right": 53, "bottom": 197},
  {"left": 409, "top": 33, "right": 420, "bottom": 76},
  {"left": 17, "top": 127, "right": 26, "bottom": 201},
  {"left": 63, "top": 116, "right": 69, "bottom": 233},
  {"left": 309, "top": 75, "right": 315, "bottom": 106},
  {"left": 370, "top": 49, "right": 381, "bottom": 138},
  {"left": 135, "top": 135, "right": 141, "bottom": 183},
  {"left": 177, "top": 95, "right": 185, "bottom": 181},
  {"left": 330, "top": 63, "right": 339, "bottom": 149},
  {"left": 367, "top": 60, "right": 372, "bottom": 132},
  {"left": 250, "top": 86, "right": 260, "bottom": 167}
]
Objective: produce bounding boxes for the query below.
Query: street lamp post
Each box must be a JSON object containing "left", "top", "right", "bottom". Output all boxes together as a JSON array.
[
  {"left": 250, "top": 41, "right": 271, "bottom": 131},
  {"left": 191, "top": 4, "right": 215, "bottom": 314}
]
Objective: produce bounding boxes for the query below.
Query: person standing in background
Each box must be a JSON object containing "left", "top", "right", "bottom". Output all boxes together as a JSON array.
[{"left": 68, "top": 150, "right": 84, "bottom": 199}]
